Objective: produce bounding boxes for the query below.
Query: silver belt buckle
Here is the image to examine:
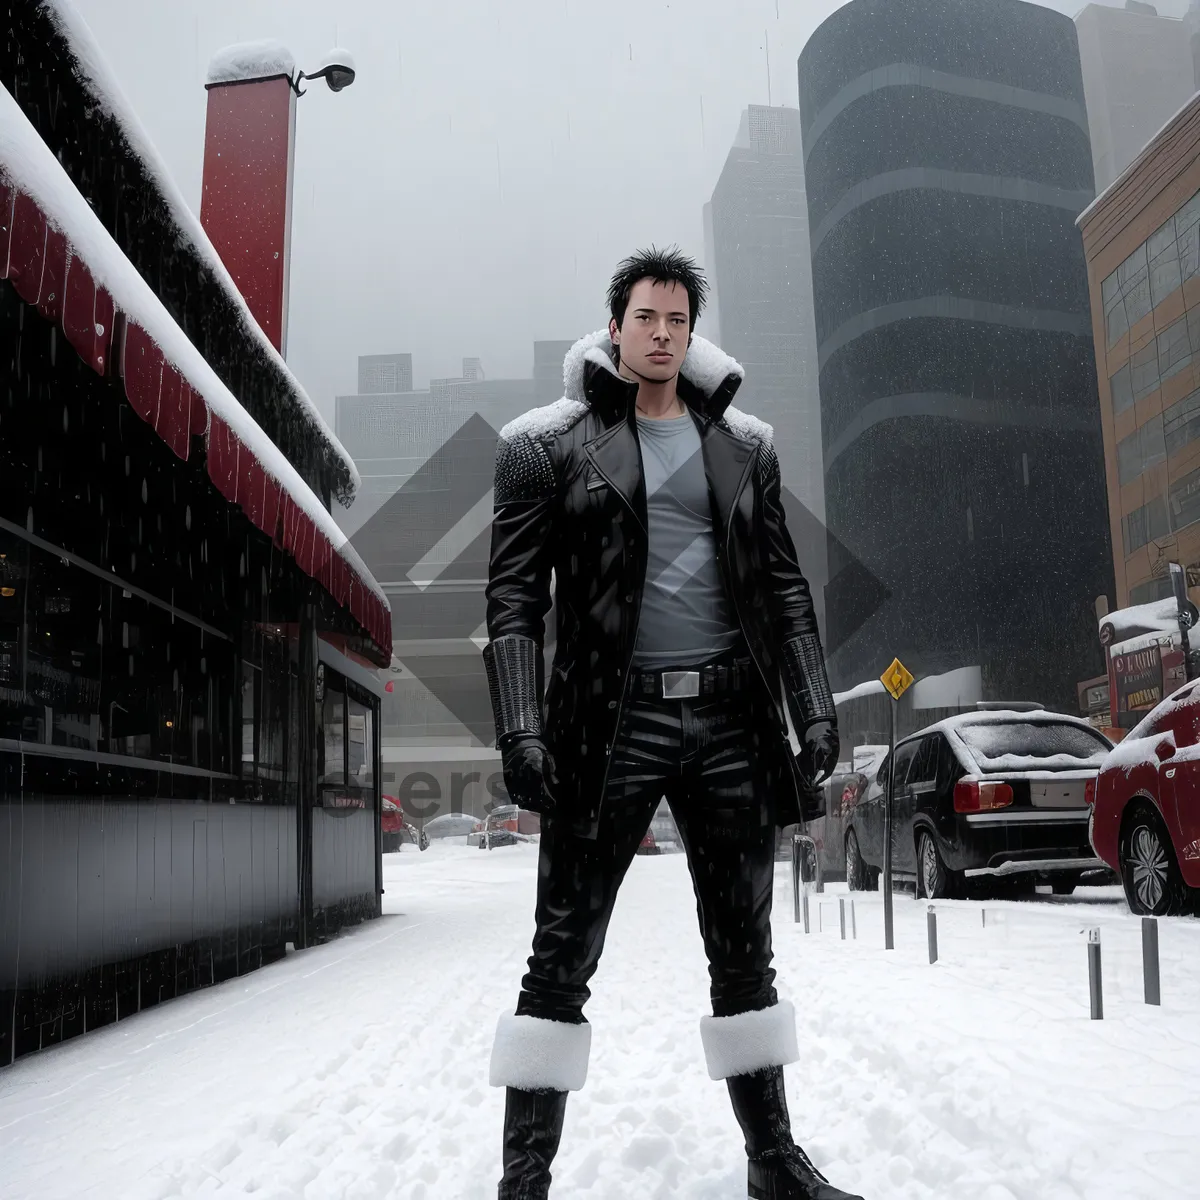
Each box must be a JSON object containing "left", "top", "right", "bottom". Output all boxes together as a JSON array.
[{"left": 661, "top": 670, "right": 701, "bottom": 699}]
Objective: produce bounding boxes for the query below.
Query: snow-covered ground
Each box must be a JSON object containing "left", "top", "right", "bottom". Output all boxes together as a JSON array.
[{"left": 2, "top": 843, "right": 1198, "bottom": 1199}]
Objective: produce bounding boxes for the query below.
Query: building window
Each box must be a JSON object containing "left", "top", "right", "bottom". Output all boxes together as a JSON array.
[
  {"left": 1110, "top": 364, "right": 1134, "bottom": 415},
  {"left": 1122, "top": 495, "right": 1169, "bottom": 556},
  {"left": 1169, "top": 466, "right": 1200, "bottom": 533},
  {"left": 0, "top": 528, "right": 236, "bottom": 772},
  {"left": 1103, "top": 187, "right": 1200, "bottom": 348},
  {"left": 1131, "top": 340, "right": 1161, "bottom": 401},
  {"left": 1129, "top": 576, "right": 1174, "bottom": 605},
  {"left": 1149, "top": 221, "right": 1183, "bottom": 310},
  {"left": 1116, "top": 414, "right": 1166, "bottom": 486},
  {"left": 1158, "top": 314, "right": 1193, "bottom": 383},
  {"left": 1164, "top": 386, "right": 1200, "bottom": 458}
]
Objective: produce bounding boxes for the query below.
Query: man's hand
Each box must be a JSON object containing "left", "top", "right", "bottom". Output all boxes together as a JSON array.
[
  {"left": 798, "top": 720, "right": 839, "bottom": 787},
  {"left": 499, "top": 733, "right": 559, "bottom": 814}
]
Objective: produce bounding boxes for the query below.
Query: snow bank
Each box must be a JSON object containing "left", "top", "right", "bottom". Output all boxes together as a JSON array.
[
  {"left": 35, "top": 0, "right": 360, "bottom": 498},
  {"left": 910, "top": 664, "right": 982, "bottom": 710},
  {"left": 207, "top": 40, "right": 295, "bottom": 86},
  {"left": 833, "top": 678, "right": 886, "bottom": 704},
  {"left": 3, "top": 850, "right": 1198, "bottom": 1199},
  {"left": 0, "top": 84, "right": 387, "bottom": 615}
]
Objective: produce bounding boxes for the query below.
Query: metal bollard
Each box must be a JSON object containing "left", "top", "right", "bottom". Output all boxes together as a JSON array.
[
  {"left": 1088, "top": 928, "right": 1103, "bottom": 1020},
  {"left": 927, "top": 905, "right": 938, "bottom": 964},
  {"left": 839, "top": 897, "right": 847, "bottom": 940},
  {"left": 1142, "top": 917, "right": 1161, "bottom": 1006},
  {"left": 850, "top": 898, "right": 857, "bottom": 940},
  {"left": 981, "top": 908, "right": 987, "bottom": 929},
  {"left": 802, "top": 893, "right": 810, "bottom": 934},
  {"left": 791, "top": 835, "right": 802, "bottom": 924}
]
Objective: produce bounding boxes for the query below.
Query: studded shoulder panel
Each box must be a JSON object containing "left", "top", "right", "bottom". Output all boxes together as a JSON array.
[
  {"left": 494, "top": 430, "right": 556, "bottom": 504},
  {"left": 494, "top": 399, "right": 586, "bottom": 504}
]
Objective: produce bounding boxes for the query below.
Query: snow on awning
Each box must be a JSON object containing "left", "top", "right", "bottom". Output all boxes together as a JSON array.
[
  {"left": 37, "top": 0, "right": 359, "bottom": 503},
  {"left": 0, "top": 86, "right": 391, "bottom": 663}
]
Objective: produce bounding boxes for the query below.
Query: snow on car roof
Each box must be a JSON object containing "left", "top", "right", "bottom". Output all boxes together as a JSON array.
[
  {"left": 1102, "top": 679, "right": 1200, "bottom": 775},
  {"left": 0, "top": 83, "right": 386, "bottom": 615},
  {"left": 37, "top": 0, "right": 360, "bottom": 497},
  {"left": 1098, "top": 597, "right": 1179, "bottom": 642},
  {"left": 908, "top": 709, "right": 1110, "bottom": 774}
]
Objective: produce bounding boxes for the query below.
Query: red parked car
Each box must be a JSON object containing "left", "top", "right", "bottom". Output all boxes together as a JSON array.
[{"left": 1091, "top": 681, "right": 1200, "bottom": 915}]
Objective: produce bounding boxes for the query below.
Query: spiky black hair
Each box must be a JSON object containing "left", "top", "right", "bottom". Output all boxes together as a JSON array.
[{"left": 606, "top": 245, "right": 709, "bottom": 332}]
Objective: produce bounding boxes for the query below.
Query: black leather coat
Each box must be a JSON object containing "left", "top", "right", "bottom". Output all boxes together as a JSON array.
[{"left": 485, "top": 331, "right": 823, "bottom": 837}]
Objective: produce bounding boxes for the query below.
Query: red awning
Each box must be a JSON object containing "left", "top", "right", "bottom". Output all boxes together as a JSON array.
[{"left": 0, "top": 180, "right": 391, "bottom": 661}]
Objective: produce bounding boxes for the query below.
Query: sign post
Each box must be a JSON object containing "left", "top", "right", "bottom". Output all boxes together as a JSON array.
[
  {"left": 1168, "top": 562, "right": 1197, "bottom": 682},
  {"left": 880, "top": 657, "right": 914, "bottom": 951}
]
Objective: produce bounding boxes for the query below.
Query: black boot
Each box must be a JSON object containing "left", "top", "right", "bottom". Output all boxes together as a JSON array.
[
  {"left": 726, "top": 1067, "right": 864, "bottom": 1200},
  {"left": 498, "top": 1087, "right": 569, "bottom": 1200}
]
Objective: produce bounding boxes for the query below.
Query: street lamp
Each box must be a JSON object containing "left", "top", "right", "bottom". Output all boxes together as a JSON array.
[{"left": 292, "top": 50, "right": 357, "bottom": 96}]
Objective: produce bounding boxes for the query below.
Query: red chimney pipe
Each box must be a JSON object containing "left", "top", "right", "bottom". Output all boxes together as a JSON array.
[{"left": 200, "top": 44, "right": 298, "bottom": 357}]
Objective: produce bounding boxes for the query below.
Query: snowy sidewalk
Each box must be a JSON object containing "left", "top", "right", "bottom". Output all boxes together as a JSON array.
[{"left": 2, "top": 843, "right": 1198, "bottom": 1199}]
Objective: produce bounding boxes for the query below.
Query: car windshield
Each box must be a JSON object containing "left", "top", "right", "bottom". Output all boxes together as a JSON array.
[{"left": 957, "top": 721, "right": 1111, "bottom": 768}]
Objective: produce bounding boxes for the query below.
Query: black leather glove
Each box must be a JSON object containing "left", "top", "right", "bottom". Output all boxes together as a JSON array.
[
  {"left": 798, "top": 719, "right": 839, "bottom": 787},
  {"left": 499, "top": 732, "right": 559, "bottom": 814}
]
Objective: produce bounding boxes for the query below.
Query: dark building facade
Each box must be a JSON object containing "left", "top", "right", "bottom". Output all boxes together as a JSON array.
[
  {"left": 2, "top": 7, "right": 390, "bottom": 1065},
  {"left": 799, "top": 0, "right": 1114, "bottom": 710}
]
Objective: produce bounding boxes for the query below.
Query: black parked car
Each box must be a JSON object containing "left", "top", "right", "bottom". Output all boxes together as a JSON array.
[{"left": 843, "top": 709, "right": 1115, "bottom": 898}]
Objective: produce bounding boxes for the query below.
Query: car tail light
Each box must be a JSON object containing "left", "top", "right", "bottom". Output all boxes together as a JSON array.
[
  {"left": 1084, "top": 777, "right": 1097, "bottom": 806},
  {"left": 953, "top": 779, "right": 1014, "bottom": 813}
]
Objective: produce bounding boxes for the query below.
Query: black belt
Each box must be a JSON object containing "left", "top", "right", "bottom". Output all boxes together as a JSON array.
[{"left": 631, "top": 655, "right": 755, "bottom": 700}]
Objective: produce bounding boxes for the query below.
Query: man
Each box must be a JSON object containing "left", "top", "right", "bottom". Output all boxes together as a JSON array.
[{"left": 482, "top": 247, "right": 860, "bottom": 1200}]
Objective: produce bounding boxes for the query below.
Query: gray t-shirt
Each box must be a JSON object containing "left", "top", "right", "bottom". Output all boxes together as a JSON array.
[{"left": 632, "top": 411, "right": 742, "bottom": 669}]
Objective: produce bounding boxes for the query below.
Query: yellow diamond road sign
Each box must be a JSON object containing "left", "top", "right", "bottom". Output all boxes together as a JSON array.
[{"left": 881, "top": 657, "right": 914, "bottom": 701}]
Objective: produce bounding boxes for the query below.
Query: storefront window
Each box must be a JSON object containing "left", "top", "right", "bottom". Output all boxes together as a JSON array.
[
  {"left": 348, "top": 695, "right": 374, "bottom": 790},
  {"left": 0, "top": 527, "right": 236, "bottom": 771},
  {"left": 320, "top": 681, "right": 346, "bottom": 789}
]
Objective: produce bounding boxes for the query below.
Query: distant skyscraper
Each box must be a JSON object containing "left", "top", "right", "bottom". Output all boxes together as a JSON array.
[
  {"left": 1076, "top": 2, "right": 1197, "bottom": 193},
  {"left": 699, "top": 201, "right": 722, "bottom": 344},
  {"left": 708, "top": 106, "right": 823, "bottom": 524},
  {"left": 707, "top": 104, "right": 826, "bottom": 632},
  {"left": 357, "top": 352, "right": 413, "bottom": 396}
]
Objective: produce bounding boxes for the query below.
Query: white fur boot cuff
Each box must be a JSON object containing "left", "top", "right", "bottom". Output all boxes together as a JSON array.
[
  {"left": 699, "top": 999, "right": 800, "bottom": 1081},
  {"left": 489, "top": 1013, "right": 592, "bottom": 1092}
]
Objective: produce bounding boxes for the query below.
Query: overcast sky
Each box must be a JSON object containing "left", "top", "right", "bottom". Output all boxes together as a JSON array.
[{"left": 70, "top": 0, "right": 1189, "bottom": 417}]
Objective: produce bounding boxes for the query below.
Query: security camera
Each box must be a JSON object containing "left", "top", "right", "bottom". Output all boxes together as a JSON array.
[
  {"left": 294, "top": 48, "right": 356, "bottom": 95},
  {"left": 316, "top": 48, "right": 356, "bottom": 92}
]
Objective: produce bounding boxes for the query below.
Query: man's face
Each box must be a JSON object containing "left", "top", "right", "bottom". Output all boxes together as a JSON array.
[{"left": 609, "top": 278, "right": 690, "bottom": 382}]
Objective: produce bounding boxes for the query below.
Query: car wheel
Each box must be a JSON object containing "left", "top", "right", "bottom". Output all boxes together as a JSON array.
[
  {"left": 1121, "top": 804, "right": 1190, "bottom": 916},
  {"left": 917, "top": 831, "right": 954, "bottom": 899},
  {"left": 845, "top": 829, "right": 868, "bottom": 891}
]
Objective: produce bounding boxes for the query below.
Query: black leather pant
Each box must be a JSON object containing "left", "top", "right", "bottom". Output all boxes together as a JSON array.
[{"left": 514, "top": 683, "right": 780, "bottom": 1024}]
